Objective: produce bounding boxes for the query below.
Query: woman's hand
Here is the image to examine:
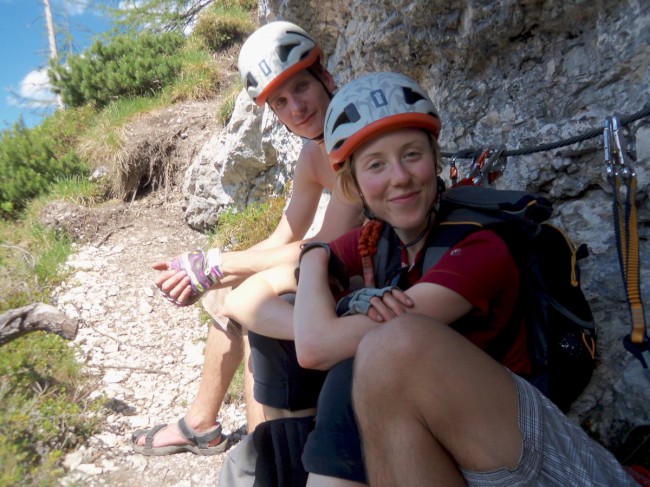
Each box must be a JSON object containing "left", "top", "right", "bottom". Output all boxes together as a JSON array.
[
  {"left": 336, "top": 287, "right": 413, "bottom": 322},
  {"left": 367, "top": 288, "right": 413, "bottom": 322}
]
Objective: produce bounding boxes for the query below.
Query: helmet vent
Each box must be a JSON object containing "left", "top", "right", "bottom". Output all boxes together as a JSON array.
[
  {"left": 276, "top": 42, "right": 300, "bottom": 62},
  {"left": 246, "top": 73, "right": 258, "bottom": 90},
  {"left": 331, "top": 103, "right": 361, "bottom": 132},
  {"left": 402, "top": 87, "right": 426, "bottom": 106},
  {"left": 332, "top": 139, "right": 346, "bottom": 151}
]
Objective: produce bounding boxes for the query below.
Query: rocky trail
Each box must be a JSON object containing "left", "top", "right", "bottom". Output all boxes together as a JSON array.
[{"left": 50, "top": 192, "right": 247, "bottom": 486}]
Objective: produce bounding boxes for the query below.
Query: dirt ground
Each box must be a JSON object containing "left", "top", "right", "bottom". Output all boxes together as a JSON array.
[{"left": 39, "top": 98, "right": 249, "bottom": 486}]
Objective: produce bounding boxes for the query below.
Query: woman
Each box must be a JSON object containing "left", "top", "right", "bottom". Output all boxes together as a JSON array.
[{"left": 294, "top": 72, "right": 635, "bottom": 486}]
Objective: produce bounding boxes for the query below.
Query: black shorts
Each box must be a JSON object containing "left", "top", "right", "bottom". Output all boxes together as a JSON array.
[
  {"left": 248, "top": 331, "right": 327, "bottom": 411},
  {"left": 301, "top": 358, "right": 367, "bottom": 483},
  {"left": 248, "top": 323, "right": 327, "bottom": 411}
]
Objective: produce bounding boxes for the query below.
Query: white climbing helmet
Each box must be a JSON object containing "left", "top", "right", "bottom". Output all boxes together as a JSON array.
[
  {"left": 324, "top": 72, "right": 442, "bottom": 170},
  {"left": 238, "top": 21, "right": 323, "bottom": 106}
]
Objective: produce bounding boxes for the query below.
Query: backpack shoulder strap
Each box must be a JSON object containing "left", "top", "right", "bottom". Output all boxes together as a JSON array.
[
  {"left": 373, "top": 224, "right": 399, "bottom": 288},
  {"left": 372, "top": 186, "right": 553, "bottom": 286}
]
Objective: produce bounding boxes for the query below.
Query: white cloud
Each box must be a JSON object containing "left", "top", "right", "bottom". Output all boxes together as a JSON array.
[
  {"left": 7, "top": 68, "right": 58, "bottom": 109},
  {"left": 118, "top": 0, "right": 145, "bottom": 10},
  {"left": 60, "top": 0, "right": 90, "bottom": 16}
]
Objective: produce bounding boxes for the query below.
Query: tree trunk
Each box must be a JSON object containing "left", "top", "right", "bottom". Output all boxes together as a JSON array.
[
  {"left": 0, "top": 303, "right": 78, "bottom": 346},
  {"left": 43, "top": 0, "right": 64, "bottom": 108}
]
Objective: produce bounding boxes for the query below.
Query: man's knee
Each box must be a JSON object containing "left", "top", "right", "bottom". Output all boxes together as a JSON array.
[
  {"left": 354, "top": 315, "right": 450, "bottom": 399},
  {"left": 211, "top": 318, "right": 244, "bottom": 341}
]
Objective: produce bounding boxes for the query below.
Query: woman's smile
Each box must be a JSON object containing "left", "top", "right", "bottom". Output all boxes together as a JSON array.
[{"left": 388, "top": 191, "right": 420, "bottom": 205}]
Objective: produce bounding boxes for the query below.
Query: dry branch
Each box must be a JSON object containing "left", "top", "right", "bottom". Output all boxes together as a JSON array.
[{"left": 0, "top": 303, "right": 78, "bottom": 346}]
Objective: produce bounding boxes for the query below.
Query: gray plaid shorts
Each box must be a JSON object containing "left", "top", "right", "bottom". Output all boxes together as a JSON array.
[{"left": 461, "top": 372, "right": 637, "bottom": 486}]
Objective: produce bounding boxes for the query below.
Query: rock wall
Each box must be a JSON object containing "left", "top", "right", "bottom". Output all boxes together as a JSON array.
[
  {"left": 184, "top": 0, "right": 650, "bottom": 449},
  {"left": 183, "top": 91, "right": 302, "bottom": 230}
]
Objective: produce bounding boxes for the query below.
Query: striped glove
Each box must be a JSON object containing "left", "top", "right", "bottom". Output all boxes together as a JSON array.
[{"left": 169, "top": 248, "right": 223, "bottom": 295}]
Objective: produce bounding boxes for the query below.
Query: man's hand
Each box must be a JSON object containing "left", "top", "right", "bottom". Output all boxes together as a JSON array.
[
  {"left": 152, "top": 261, "right": 200, "bottom": 306},
  {"left": 336, "top": 287, "right": 413, "bottom": 322}
]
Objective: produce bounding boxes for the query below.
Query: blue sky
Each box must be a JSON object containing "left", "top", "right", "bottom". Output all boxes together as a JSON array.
[{"left": 0, "top": 0, "right": 112, "bottom": 130}]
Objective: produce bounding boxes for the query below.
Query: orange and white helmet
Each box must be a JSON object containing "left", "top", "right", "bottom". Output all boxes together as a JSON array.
[
  {"left": 324, "top": 72, "right": 441, "bottom": 170},
  {"left": 238, "top": 21, "right": 323, "bottom": 106}
]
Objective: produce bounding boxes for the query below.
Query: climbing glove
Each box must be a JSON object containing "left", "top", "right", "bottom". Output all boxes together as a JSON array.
[
  {"left": 169, "top": 248, "right": 223, "bottom": 295},
  {"left": 336, "top": 286, "right": 398, "bottom": 317}
]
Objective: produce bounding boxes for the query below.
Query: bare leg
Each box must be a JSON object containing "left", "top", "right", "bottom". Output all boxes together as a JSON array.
[
  {"left": 352, "top": 314, "right": 522, "bottom": 486},
  {"left": 135, "top": 320, "right": 244, "bottom": 448}
]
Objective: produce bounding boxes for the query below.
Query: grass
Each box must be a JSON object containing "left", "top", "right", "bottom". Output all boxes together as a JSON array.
[
  {"left": 162, "top": 46, "right": 224, "bottom": 103},
  {"left": 217, "top": 80, "right": 243, "bottom": 126},
  {"left": 190, "top": 1, "right": 255, "bottom": 53},
  {"left": 208, "top": 196, "right": 287, "bottom": 251},
  {"left": 77, "top": 96, "right": 167, "bottom": 169}
]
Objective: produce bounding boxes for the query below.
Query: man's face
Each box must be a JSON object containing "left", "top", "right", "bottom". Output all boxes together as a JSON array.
[{"left": 266, "top": 70, "right": 334, "bottom": 139}]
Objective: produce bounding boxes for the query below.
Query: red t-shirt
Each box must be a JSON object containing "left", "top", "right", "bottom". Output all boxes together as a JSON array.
[{"left": 329, "top": 226, "right": 531, "bottom": 375}]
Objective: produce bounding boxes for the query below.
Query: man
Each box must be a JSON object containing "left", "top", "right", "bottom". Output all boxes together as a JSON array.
[{"left": 132, "top": 20, "right": 363, "bottom": 456}]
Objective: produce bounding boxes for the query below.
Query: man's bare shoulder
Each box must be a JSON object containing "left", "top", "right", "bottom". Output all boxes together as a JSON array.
[{"left": 296, "top": 140, "right": 335, "bottom": 191}]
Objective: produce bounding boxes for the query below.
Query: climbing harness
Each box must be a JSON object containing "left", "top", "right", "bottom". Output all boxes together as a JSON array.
[{"left": 603, "top": 115, "right": 649, "bottom": 381}]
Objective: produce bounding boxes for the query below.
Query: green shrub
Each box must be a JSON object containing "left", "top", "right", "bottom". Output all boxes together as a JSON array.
[
  {"left": 50, "top": 33, "right": 184, "bottom": 109},
  {"left": 0, "top": 333, "right": 101, "bottom": 485},
  {"left": 0, "top": 121, "right": 88, "bottom": 218},
  {"left": 191, "top": 3, "right": 255, "bottom": 52}
]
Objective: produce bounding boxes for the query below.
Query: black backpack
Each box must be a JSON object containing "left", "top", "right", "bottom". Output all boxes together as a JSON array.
[{"left": 372, "top": 185, "right": 598, "bottom": 412}]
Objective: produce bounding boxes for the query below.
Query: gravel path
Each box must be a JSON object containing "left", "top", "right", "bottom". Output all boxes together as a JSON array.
[{"left": 53, "top": 193, "right": 247, "bottom": 486}]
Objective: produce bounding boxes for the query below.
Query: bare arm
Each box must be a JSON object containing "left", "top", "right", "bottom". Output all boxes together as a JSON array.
[
  {"left": 222, "top": 264, "right": 298, "bottom": 340},
  {"left": 210, "top": 143, "right": 361, "bottom": 279},
  {"left": 294, "top": 248, "right": 473, "bottom": 370}
]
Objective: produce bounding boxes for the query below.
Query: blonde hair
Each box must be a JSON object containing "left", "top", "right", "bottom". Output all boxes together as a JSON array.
[{"left": 335, "top": 132, "right": 443, "bottom": 205}]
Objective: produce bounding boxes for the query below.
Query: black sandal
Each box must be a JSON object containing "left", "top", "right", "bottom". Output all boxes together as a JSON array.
[{"left": 131, "top": 417, "right": 229, "bottom": 456}]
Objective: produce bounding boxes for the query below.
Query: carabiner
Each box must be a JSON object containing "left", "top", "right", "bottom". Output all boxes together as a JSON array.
[
  {"left": 450, "top": 154, "right": 459, "bottom": 186},
  {"left": 612, "top": 115, "right": 635, "bottom": 184},
  {"left": 469, "top": 149, "right": 491, "bottom": 186},
  {"left": 483, "top": 146, "right": 507, "bottom": 185},
  {"left": 603, "top": 117, "right": 616, "bottom": 182}
]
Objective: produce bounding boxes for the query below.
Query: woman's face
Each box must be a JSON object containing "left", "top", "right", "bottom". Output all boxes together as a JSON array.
[{"left": 352, "top": 128, "right": 438, "bottom": 242}]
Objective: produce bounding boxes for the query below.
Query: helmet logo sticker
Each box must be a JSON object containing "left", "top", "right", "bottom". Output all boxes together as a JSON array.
[
  {"left": 370, "top": 89, "right": 388, "bottom": 108},
  {"left": 259, "top": 60, "right": 271, "bottom": 77}
]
